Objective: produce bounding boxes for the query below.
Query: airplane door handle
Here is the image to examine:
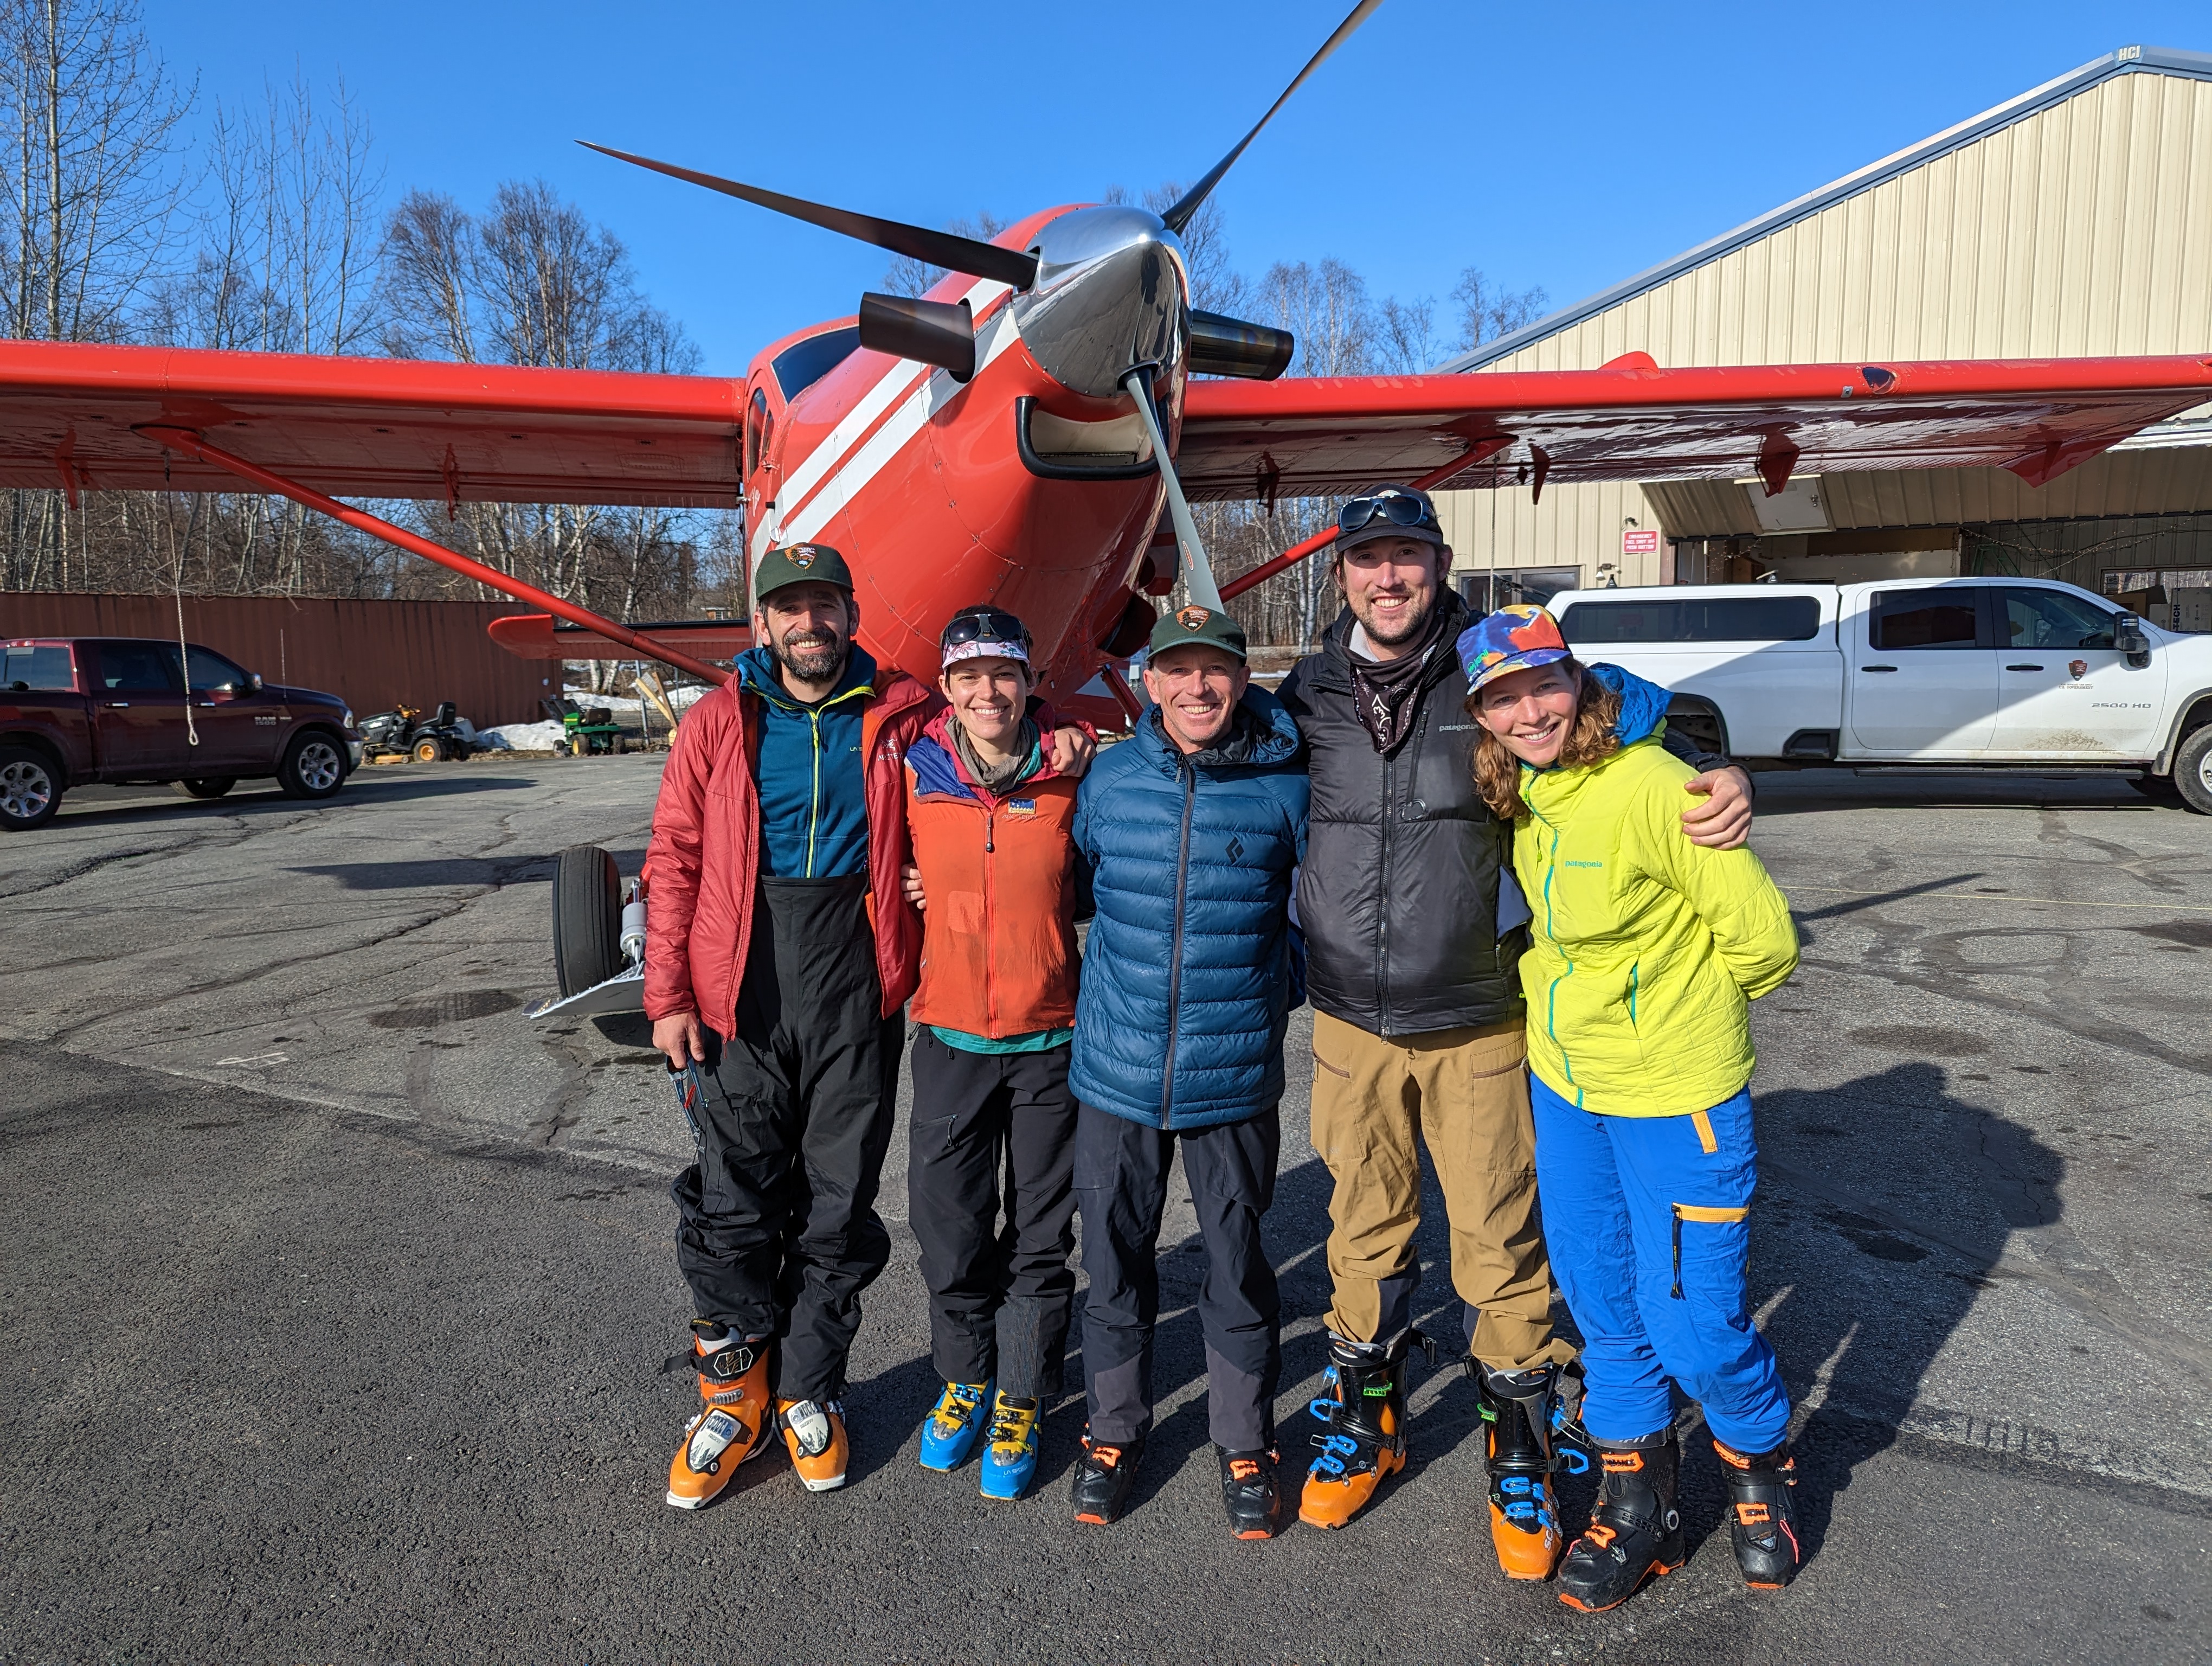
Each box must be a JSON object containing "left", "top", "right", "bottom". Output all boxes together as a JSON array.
[
  {"left": 2005, "top": 663, "right": 2044, "bottom": 671},
  {"left": 1860, "top": 665, "right": 1898, "bottom": 673}
]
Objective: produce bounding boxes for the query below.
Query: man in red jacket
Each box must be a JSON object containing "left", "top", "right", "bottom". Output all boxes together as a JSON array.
[{"left": 647, "top": 546, "right": 1092, "bottom": 1511}]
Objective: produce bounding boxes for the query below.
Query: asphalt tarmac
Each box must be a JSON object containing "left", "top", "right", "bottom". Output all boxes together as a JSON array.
[{"left": 3, "top": 757, "right": 2209, "bottom": 1664}]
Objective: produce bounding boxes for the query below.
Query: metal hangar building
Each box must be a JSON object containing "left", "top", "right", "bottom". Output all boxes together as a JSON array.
[{"left": 1432, "top": 44, "right": 2212, "bottom": 631}]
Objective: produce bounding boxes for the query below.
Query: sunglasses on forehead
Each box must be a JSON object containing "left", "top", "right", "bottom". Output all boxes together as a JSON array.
[
  {"left": 1338, "top": 492, "right": 1440, "bottom": 536},
  {"left": 941, "top": 607, "right": 1031, "bottom": 650}
]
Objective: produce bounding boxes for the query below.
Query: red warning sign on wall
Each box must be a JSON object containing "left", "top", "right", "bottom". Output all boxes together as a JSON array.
[{"left": 1622, "top": 529, "right": 1661, "bottom": 556}]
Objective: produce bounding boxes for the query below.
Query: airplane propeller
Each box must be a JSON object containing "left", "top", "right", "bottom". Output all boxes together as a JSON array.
[
  {"left": 583, "top": 0, "right": 1388, "bottom": 628},
  {"left": 575, "top": 142, "right": 1039, "bottom": 289}
]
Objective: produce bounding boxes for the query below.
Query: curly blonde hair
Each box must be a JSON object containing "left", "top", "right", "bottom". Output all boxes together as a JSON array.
[{"left": 1465, "top": 660, "right": 1624, "bottom": 821}]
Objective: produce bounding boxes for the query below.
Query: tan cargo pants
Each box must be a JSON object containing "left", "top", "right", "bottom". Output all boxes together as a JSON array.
[{"left": 1308, "top": 1009, "right": 1570, "bottom": 1374}]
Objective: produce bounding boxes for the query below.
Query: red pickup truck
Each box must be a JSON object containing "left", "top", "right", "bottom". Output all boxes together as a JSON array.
[{"left": 1, "top": 636, "right": 359, "bottom": 831}]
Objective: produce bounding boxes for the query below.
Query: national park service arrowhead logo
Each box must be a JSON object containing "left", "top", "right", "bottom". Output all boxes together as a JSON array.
[
  {"left": 790, "top": 546, "right": 819, "bottom": 569},
  {"left": 1178, "top": 606, "right": 1212, "bottom": 631},
  {"left": 2069, "top": 658, "right": 2088, "bottom": 681}
]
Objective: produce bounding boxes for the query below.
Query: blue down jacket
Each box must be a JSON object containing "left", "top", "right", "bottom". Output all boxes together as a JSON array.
[{"left": 1070, "top": 688, "right": 1309, "bottom": 1129}]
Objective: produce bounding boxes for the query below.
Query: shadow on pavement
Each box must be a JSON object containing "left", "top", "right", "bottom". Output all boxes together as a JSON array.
[
  {"left": 55, "top": 769, "right": 539, "bottom": 829},
  {"left": 1745, "top": 1061, "right": 2065, "bottom": 1570},
  {"left": 290, "top": 847, "right": 646, "bottom": 892}
]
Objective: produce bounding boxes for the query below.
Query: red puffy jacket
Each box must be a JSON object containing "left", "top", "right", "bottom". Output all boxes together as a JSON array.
[{"left": 643, "top": 664, "right": 932, "bottom": 1032}]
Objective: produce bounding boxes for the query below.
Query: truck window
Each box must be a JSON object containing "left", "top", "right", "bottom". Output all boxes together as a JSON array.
[
  {"left": 1872, "top": 591, "right": 1983, "bottom": 650},
  {"left": 183, "top": 645, "right": 250, "bottom": 692},
  {"left": 1995, "top": 587, "right": 2116, "bottom": 651},
  {"left": 2, "top": 643, "right": 74, "bottom": 691},
  {"left": 1558, "top": 595, "right": 1821, "bottom": 643},
  {"left": 95, "top": 642, "right": 182, "bottom": 691}
]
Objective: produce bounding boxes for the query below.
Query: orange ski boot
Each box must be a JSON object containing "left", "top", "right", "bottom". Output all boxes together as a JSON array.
[
  {"left": 1298, "top": 1332, "right": 1418, "bottom": 1530},
  {"left": 665, "top": 1325, "right": 774, "bottom": 1510},
  {"left": 777, "top": 1396, "right": 850, "bottom": 1492},
  {"left": 1477, "top": 1360, "right": 1583, "bottom": 1580}
]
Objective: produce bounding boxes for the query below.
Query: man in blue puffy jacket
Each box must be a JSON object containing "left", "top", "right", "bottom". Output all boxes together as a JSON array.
[{"left": 1065, "top": 603, "right": 1309, "bottom": 1540}]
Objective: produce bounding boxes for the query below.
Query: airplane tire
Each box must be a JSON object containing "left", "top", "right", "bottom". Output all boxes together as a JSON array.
[
  {"left": 2174, "top": 726, "right": 2212, "bottom": 816},
  {"left": 552, "top": 844, "right": 623, "bottom": 997}
]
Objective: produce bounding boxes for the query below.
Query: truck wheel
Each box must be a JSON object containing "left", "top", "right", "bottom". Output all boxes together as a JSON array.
[
  {"left": 175, "top": 778, "right": 236, "bottom": 800},
  {"left": 2175, "top": 727, "right": 2212, "bottom": 816},
  {"left": 0, "top": 745, "right": 62, "bottom": 831},
  {"left": 278, "top": 732, "right": 349, "bottom": 800},
  {"left": 411, "top": 737, "right": 444, "bottom": 763},
  {"left": 552, "top": 844, "right": 623, "bottom": 996}
]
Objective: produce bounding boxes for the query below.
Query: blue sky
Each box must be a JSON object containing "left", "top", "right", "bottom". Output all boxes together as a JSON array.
[{"left": 145, "top": 1, "right": 2210, "bottom": 376}]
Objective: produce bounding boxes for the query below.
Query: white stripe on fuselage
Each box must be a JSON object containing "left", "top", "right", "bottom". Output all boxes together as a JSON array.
[{"left": 753, "top": 276, "right": 1017, "bottom": 561}]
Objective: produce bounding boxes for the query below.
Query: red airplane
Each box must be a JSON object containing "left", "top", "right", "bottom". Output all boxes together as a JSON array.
[{"left": 3, "top": 0, "right": 2210, "bottom": 731}]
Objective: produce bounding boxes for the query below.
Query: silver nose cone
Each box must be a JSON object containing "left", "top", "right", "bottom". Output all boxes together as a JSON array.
[{"left": 1011, "top": 206, "right": 1188, "bottom": 399}]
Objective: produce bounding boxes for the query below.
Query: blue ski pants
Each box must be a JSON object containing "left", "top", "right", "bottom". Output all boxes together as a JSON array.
[{"left": 1528, "top": 1075, "right": 1792, "bottom": 1453}]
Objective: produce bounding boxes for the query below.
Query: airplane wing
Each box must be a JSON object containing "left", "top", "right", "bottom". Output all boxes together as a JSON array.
[
  {"left": 0, "top": 342, "right": 741, "bottom": 508},
  {"left": 1176, "top": 354, "right": 2212, "bottom": 501}
]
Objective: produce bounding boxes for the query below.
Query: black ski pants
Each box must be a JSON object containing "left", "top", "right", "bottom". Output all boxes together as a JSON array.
[
  {"left": 906, "top": 1030, "right": 1079, "bottom": 1401},
  {"left": 671, "top": 875, "right": 902, "bottom": 1404},
  {"left": 1074, "top": 1103, "right": 1282, "bottom": 1453}
]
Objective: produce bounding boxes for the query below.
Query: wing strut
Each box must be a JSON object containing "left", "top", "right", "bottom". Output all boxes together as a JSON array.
[
  {"left": 1217, "top": 448, "right": 1485, "bottom": 602},
  {"left": 134, "top": 425, "right": 732, "bottom": 686}
]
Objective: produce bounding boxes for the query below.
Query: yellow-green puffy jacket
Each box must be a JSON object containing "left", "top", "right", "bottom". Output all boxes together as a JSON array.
[{"left": 1511, "top": 668, "right": 1798, "bottom": 1117}]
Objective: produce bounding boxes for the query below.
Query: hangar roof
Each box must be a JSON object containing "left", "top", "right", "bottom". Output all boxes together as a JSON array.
[{"left": 1439, "top": 45, "right": 2212, "bottom": 374}]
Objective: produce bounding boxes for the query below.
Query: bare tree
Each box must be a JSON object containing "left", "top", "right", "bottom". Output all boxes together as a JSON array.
[
  {"left": 882, "top": 210, "right": 1006, "bottom": 298},
  {"left": 1373, "top": 294, "right": 1437, "bottom": 374},
  {"left": 1452, "top": 266, "right": 1548, "bottom": 352},
  {"left": 0, "top": 0, "right": 191, "bottom": 587}
]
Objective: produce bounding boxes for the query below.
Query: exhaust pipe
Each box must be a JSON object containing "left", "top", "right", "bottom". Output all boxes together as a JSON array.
[{"left": 858, "top": 292, "right": 975, "bottom": 382}]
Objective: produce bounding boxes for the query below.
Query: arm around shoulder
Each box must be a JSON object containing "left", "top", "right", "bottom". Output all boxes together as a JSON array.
[{"left": 1640, "top": 763, "right": 1798, "bottom": 999}]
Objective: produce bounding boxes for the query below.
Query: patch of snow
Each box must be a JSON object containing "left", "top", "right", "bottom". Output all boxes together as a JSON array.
[{"left": 481, "top": 720, "right": 568, "bottom": 752}]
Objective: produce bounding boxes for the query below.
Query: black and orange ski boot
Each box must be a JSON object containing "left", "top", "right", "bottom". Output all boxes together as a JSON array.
[
  {"left": 1219, "top": 1447, "right": 1285, "bottom": 1539},
  {"left": 1476, "top": 1361, "right": 1587, "bottom": 1580},
  {"left": 1557, "top": 1429, "right": 1683, "bottom": 1613},
  {"left": 1299, "top": 1331, "right": 1425, "bottom": 1529},
  {"left": 665, "top": 1323, "right": 774, "bottom": 1510},
  {"left": 1070, "top": 1430, "right": 1144, "bottom": 1526},
  {"left": 1714, "top": 1438, "right": 1801, "bottom": 1588}
]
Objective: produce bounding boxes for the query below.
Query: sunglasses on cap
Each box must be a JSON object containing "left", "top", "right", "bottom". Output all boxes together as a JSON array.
[
  {"left": 1338, "top": 490, "right": 1441, "bottom": 536},
  {"left": 941, "top": 606, "right": 1031, "bottom": 650}
]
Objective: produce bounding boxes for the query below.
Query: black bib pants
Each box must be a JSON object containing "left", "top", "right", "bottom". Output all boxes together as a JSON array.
[{"left": 670, "top": 875, "right": 903, "bottom": 1404}]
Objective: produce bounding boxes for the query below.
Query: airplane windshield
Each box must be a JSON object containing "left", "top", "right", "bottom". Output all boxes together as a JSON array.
[{"left": 771, "top": 327, "right": 861, "bottom": 401}]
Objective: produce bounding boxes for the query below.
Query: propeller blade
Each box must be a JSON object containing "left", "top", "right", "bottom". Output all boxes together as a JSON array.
[
  {"left": 1160, "top": 0, "right": 1386, "bottom": 235},
  {"left": 578, "top": 142, "right": 1040, "bottom": 290}
]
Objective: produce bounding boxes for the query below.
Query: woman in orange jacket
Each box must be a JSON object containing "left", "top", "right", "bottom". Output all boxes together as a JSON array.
[{"left": 902, "top": 605, "right": 1089, "bottom": 1501}]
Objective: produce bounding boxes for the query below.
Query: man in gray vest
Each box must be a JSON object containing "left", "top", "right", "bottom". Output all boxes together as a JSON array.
[{"left": 1277, "top": 484, "right": 1752, "bottom": 1579}]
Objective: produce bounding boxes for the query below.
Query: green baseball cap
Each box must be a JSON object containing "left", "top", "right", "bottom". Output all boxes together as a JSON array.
[
  {"left": 754, "top": 542, "right": 853, "bottom": 601},
  {"left": 1148, "top": 603, "right": 1248, "bottom": 664}
]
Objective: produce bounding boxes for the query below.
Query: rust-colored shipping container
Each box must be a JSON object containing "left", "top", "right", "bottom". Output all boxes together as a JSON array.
[{"left": 0, "top": 592, "right": 551, "bottom": 726}]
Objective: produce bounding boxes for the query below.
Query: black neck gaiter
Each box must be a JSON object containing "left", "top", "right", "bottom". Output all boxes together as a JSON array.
[{"left": 1348, "top": 602, "right": 1447, "bottom": 754}]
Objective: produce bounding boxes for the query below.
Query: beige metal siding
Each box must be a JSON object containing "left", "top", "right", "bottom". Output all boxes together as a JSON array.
[
  {"left": 1483, "top": 71, "right": 2212, "bottom": 370},
  {"left": 1438, "top": 66, "right": 2212, "bottom": 563},
  {"left": 1439, "top": 479, "right": 1664, "bottom": 586}
]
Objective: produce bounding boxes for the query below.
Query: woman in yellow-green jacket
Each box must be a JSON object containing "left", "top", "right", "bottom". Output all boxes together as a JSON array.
[{"left": 1459, "top": 604, "right": 1803, "bottom": 1615}]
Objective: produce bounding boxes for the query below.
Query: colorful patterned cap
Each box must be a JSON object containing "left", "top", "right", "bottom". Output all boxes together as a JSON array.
[{"left": 1457, "top": 604, "right": 1572, "bottom": 691}]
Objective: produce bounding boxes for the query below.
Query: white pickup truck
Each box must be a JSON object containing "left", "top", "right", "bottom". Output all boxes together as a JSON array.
[{"left": 1547, "top": 576, "right": 2212, "bottom": 813}]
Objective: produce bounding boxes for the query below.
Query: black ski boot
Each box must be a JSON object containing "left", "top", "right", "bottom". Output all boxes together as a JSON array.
[
  {"left": 1476, "top": 1361, "right": 1589, "bottom": 1581},
  {"left": 1298, "top": 1331, "right": 1427, "bottom": 1529},
  {"left": 1714, "top": 1438, "right": 1801, "bottom": 1588},
  {"left": 1557, "top": 1428, "right": 1684, "bottom": 1613},
  {"left": 1070, "top": 1430, "right": 1144, "bottom": 1526},
  {"left": 1218, "top": 1446, "right": 1284, "bottom": 1540}
]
